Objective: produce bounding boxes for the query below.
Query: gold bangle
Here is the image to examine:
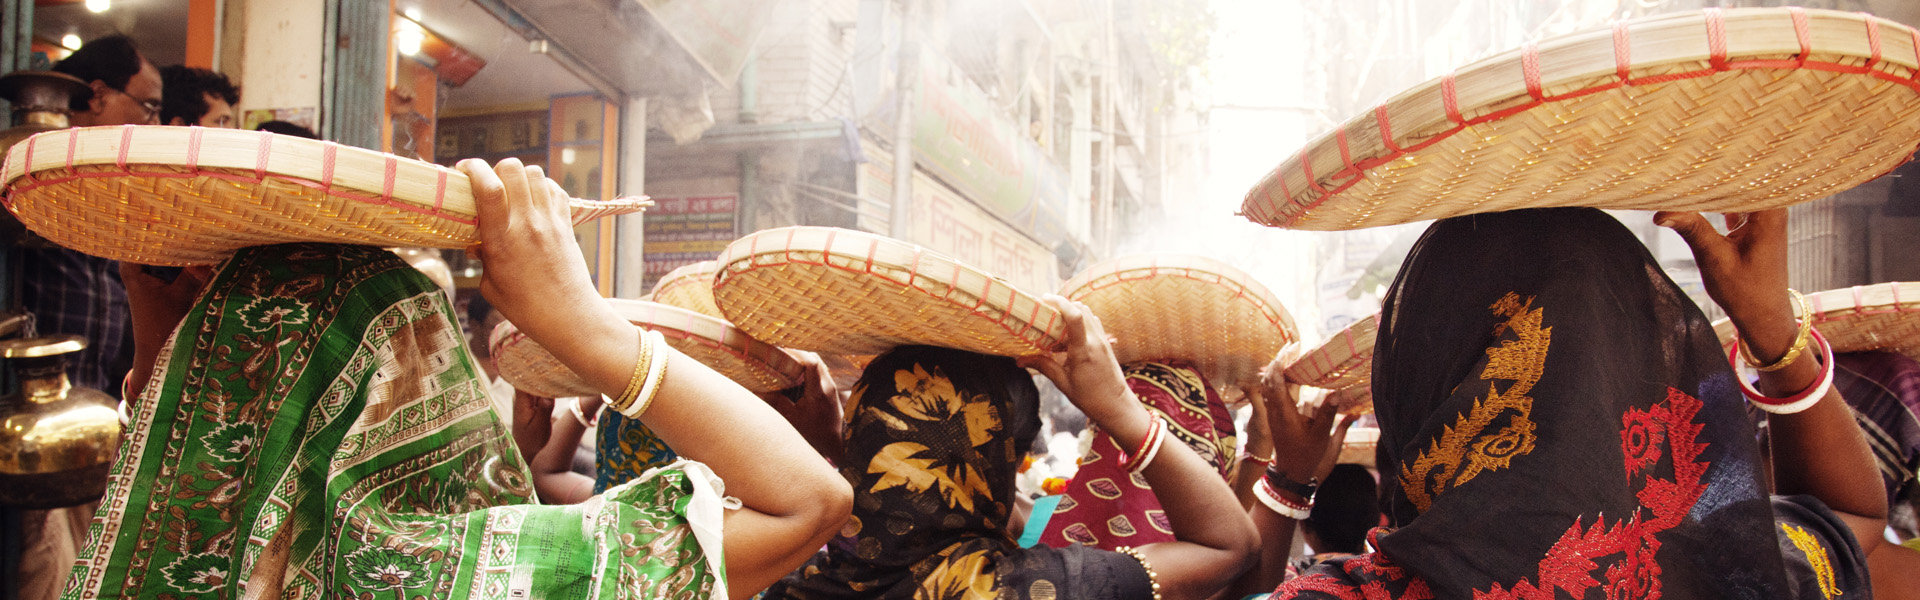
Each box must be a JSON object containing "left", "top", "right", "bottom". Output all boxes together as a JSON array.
[
  {"left": 1739, "top": 289, "right": 1813, "bottom": 372},
  {"left": 627, "top": 330, "right": 670, "bottom": 418},
  {"left": 1115, "top": 546, "right": 1163, "bottom": 600},
  {"left": 610, "top": 327, "right": 652, "bottom": 413}
]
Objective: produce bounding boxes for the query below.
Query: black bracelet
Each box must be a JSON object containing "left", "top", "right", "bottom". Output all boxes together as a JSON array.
[{"left": 1264, "top": 466, "right": 1318, "bottom": 501}]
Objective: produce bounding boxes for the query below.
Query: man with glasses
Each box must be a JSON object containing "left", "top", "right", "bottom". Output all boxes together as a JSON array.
[
  {"left": 54, "top": 35, "right": 162, "bottom": 127},
  {"left": 14, "top": 35, "right": 161, "bottom": 600}
]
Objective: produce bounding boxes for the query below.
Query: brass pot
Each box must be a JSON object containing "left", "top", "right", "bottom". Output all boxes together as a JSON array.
[{"left": 0, "top": 335, "right": 120, "bottom": 508}]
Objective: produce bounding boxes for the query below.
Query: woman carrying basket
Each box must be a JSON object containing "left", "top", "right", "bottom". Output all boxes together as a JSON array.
[{"left": 91, "top": 158, "right": 851, "bottom": 599}]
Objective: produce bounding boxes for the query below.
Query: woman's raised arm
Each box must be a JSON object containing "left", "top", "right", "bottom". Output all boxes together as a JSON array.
[{"left": 459, "top": 158, "right": 853, "bottom": 599}]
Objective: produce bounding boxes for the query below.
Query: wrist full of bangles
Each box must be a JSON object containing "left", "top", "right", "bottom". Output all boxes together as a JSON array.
[{"left": 1726, "top": 292, "right": 1832, "bottom": 416}]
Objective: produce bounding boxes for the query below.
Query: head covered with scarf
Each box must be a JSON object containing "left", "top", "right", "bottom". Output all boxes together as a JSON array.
[
  {"left": 1040, "top": 360, "right": 1236, "bottom": 550},
  {"left": 1277, "top": 208, "right": 1865, "bottom": 599},
  {"left": 766, "top": 345, "right": 1152, "bottom": 600},
  {"left": 68, "top": 243, "right": 730, "bottom": 600}
]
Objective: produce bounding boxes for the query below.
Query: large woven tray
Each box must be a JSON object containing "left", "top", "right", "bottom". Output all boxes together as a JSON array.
[
  {"left": 647, "top": 261, "right": 724, "bottom": 319},
  {"left": 711, "top": 226, "right": 1064, "bottom": 356},
  {"left": 1, "top": 126, "right": 648, "bottom": 265},
  {"left": 1242, "top": 8, "right": 1920, "bottom": 231},
  {"left": 1284, "top": 313, "right": 1379, "bottom": 391},
  {"left": 1323, "top": 383, "right": 1374, "bottom": 416},
  {"left": 491, "top": 299, "right": 805, "bottom": 397},
  {"left": 1713, "top": 282, "right": 1920, "bottom": 362},
  {"left": 1059, "top": 254, "right": 1295, "bottom": 388}
]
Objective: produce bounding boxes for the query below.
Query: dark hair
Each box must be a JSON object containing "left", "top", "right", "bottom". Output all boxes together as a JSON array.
[
  {"left": 255, "top": 120, "right": 319, "bottom": 139},
  {"left": 465, "top": 294, "right": 496, "bottom": 327},
  {"left": 1305, "top": 464, "right": 1380, "bottom": 554},
  {"left": 52, "top": 35, "right": 146, "bottom": 91},
  {"left": 159, "top": 66, "right": 239, "bottom": 125}
]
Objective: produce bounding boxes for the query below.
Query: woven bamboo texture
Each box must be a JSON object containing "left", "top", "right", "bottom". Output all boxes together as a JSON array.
[
  {"left": 1712, "top": 281, "right": 1920, "bottom": 362},
  {"left": 0, "top": 126, "right": 649, "bottom": 265},
  {"left": 1285, "top": 313, "right": 1378, "bottom": 390},
  {"left": 491, "top": 299, "right": 806, "bottom": 397},
  {"left": 711, "top": 226, "right": 1065, "bottom": 356},
  {"left": 1324, "top": 383, "right": 1374, "bottom": 416},
  {"left": 1242, "top": 8, "right": 1920, "bottom": 231},
  {"left": 647, "top": 261, "right": 724, "bottom": 319},
  {"left": 1338, "top": 426, "right": 1381, "bottom": 467},
  {"left": 1059, "top": 254, "right": 1296, "bottom": 387}
]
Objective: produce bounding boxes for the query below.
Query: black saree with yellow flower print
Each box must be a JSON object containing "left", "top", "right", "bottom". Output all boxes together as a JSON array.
[
  {"left": 64, "top": 244, "right": 729, "bottom": 600},
  {"left": 1273, "top": 209, "right": 1868, "bottom": 600},
  {"left": 763, "top": 346, "right": 1154, "bottom": 600}
]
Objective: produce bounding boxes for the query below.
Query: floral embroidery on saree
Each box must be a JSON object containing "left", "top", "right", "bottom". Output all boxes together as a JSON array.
[
  {"left": 1400, "top": 292, "right": 1548, "bottom": 512},
  {"left": 1779, "top": 523, "right": 1841, "bottom": 599}
]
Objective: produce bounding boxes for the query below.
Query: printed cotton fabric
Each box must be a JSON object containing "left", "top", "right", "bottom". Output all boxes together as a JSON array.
[
  {"left": 64, "top": 243, "right": 727, "bottom": 600},
  {"left": 1039, "top": 360, "right": 1235, "bottom": 550},
  {"left": 763, "top": 345, "right": 1152, "bottom": 600},
  {"left": 1834, "top": 350, "right": 1920, "bottom": 507},
  {"left": 1274, "top": 208, "right": 1867, "bottom": 600}
]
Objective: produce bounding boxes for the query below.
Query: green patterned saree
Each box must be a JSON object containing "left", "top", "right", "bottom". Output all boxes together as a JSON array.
[{"left": 65, "top": 244, "right": 726, "bottom": 600}]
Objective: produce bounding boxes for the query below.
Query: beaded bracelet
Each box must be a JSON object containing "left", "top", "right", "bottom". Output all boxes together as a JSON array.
[
  {"left": 1114, "top": 546, "right": 1163, "bottom": 600},
  {"left": 1240, "top": 452, "right": 1275, "bottom": 468},
  {"left": 1732, "top": 327, "right": 1834, "bottom": 415}
]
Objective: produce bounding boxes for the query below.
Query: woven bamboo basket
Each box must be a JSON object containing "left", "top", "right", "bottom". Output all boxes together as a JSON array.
[
  {"left": 647, "top": 261, "right": 724, "bottom": 319},
  {"left": 491, "top": 299, "right": 805, "bottom": 397},
  {"left": 1242, "top": 8, "right": 1920, "bottom": 231},
  {"left": 1059, "top": 254, "right": 1295, "bottom": 388},
  {"left": 1337, "top": 426, "right": 1381, "bottom": 467},
  {"left": 1284, "top": 313, "right": 1379, "bottom": 391},
  {"left": 1324, "top": 383, "right": 1374, "bottom": 416},
  {"left": 1712, "top": 281, "right": 1920, "bottom": 362},
  {"left": 0, "top": 126, "right": 648, "bottom": 265},
  {"left": 711, "top": 226, "right": 1065, "bottom": 356}
]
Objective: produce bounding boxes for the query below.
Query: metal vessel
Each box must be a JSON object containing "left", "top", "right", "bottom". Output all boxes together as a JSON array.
[{"left": 0, "top": 334, "right": 119, "bottom": 508}]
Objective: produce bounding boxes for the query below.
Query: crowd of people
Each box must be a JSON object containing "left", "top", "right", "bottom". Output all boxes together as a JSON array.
[{"left": 11, "top": 33, "right": 1920, "bottom": 600}]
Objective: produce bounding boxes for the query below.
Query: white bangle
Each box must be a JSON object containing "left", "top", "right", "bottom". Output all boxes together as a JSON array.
[
  {"left": 568, "top": 398, "right": 599, "bottom": 428},
  {"left": 615, "top": 330, "right": 670, "bottom": 419},
  {"left": 1256, "top": 478, "right": 1312, "bottom": 519}
]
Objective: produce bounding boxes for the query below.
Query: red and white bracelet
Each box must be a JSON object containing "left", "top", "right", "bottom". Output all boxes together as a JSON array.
[
  {"left": 1730, "top": 327, "right": 1834, "bottom": 415},
  {"left": 1117, "top": 414, "right": 1170, "bottom": 475},
  {"left": 1255, "top": 477, "right": 1312, "bottom": 519}
]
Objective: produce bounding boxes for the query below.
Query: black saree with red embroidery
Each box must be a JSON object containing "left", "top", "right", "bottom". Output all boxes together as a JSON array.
[{"left": 1273, "top": 208, "right": 1867, "bottom": 600}]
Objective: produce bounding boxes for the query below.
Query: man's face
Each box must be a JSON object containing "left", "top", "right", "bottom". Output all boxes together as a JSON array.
[
  {"left": 197, "top": 93, "right": 234, "bottom": 128},
  {"left": 90, "top": 61, "right": 163, "bottom": 126}
]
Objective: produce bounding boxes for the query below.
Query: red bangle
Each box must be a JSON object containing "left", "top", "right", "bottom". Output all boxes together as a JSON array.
[
  {"left": 1729, "top": 327, "right": 1834, "bottom": 415},
  {"left": 1255, "top": 478, "right": 1312, "bottom": 519},
  {"left": 1117, "top": 414, "right": 1167, "bottom": 474},
  {"left": 1241, "top": 452, "right": 1275, "bottom": 468}
]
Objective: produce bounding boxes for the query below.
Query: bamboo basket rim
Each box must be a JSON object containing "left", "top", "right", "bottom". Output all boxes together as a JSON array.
[
  {"left": 1712, "top": 281, "right": 1920, "bottom": 362},
  {"left": 1059, "top": 253, "right": 1297, "bottom": 387},
  {"left": 647, "top": 260, "right": 724, "bottom": 319},
  {"left": 1241, "top": 7, "right": 1920, "bottom": 231},
  {"left": 711, "top": 226, "right": 1065, "bottom": 356},
  {"left": 491, "top": 299, "right": 805, "bottom": 395},
  {"left": 1284, "top": 313, "right": 1379, "bottom": 390},
  {"left": 1, "top": 126, "right": 648, "bottom": 265}
]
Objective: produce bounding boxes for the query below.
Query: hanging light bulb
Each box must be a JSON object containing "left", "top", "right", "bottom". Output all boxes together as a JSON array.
[
  {"left": 60, "top": 34, "right": 82, "bottom": 50},
  {"left": 84, "top": 0, "right": 109, "bottom": 13},
  {"left": 395, "top": 22, "right": 425, "bottom": 56}
]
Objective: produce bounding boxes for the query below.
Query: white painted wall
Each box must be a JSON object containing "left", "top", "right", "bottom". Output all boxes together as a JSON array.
[{"left": 237, "top": 0, "right": 325, "bottom": 114}]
